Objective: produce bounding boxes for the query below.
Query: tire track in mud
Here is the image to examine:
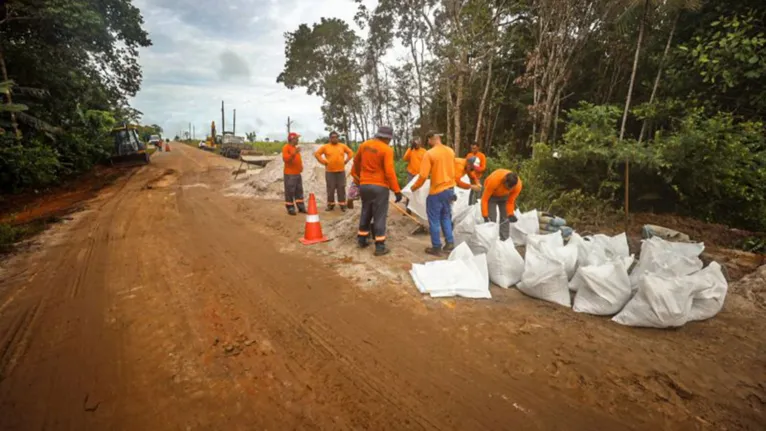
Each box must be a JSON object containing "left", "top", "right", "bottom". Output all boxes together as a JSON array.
[{"left": 0, "top": 299, "right": 42, "bottom": 381}]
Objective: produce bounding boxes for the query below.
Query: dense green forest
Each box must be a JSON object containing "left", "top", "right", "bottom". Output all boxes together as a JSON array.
[
  {"left": 278, "top": 0, "right": 766, "bottom": 230},
  {"left": 0, "top": 0, "right": 152, "bottom": 192}
]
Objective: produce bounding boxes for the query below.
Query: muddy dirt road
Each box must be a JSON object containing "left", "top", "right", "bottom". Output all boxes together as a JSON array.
[{"left": 0, "top": 143, "right": 764, "bottom": 430}]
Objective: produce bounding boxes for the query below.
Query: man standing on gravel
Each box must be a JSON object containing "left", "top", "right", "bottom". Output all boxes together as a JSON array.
[
  {"left": 411, "top": 132, "right": 457, "bottom": 256},
  {"left": 314, "top": 131, "right": 354, "bottom": 212},
  {"left": 352, "top": 125, "right": 403, "bottom": 256},
  {"left": 282, "top": 132, "right": 306, "bottom": 216}
]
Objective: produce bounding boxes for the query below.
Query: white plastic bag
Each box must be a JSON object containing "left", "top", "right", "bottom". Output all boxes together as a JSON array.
[
  {"left": 613, "top": 273, "right": 703, "bottom": 328},
  {"left": 527, "top": 231, "right": 564, "bottom": 250},
  {"left": 402, "top": 175, "right": 472, "bottom": 223},
  {"left": 467, "top": 222, "right": 499, "bottom": 255},
  {"left": 509, "top": 209, "right": 539, "bottom": 246},
  {"left": 579, "top": 233, "right": 630, "bottom": 267},
  {"left": 517, "top": 242, "right": 571, "bottom": 307},
  {"left": 630, "top": 236, "right": 704, "bottom": 288},
  {"left": 410, "top": 243, "right": 491, "bottom": 299},
  {"left": 571, "top": 256, "right": 634, "bottom": 315},
  {"left": 487, "top": 238, "right": 525, "bottom": 288},
  {"left": 688, "top": 262, "right": 728, "bottom": 321},
  {"left": 527, "top": 231, "right": 578, "bottom": 280}
]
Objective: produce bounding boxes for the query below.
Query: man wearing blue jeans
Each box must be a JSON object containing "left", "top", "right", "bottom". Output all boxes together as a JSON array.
[{"left": 410, "top": 132, "right": 457, "bottom": 256}]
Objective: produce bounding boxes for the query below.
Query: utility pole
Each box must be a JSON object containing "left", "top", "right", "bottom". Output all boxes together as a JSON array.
[
  {"left": 192, "top": 125, "right": 195, "bottom": 140},
  {"left": 233, "top": 109, "right": 236, "bottom": 135},
  {"left": 221, "top": 100, "right": 225, "bottom": 135},
  {"left": 286, "top": 116, "right": 294, "bottom": 136},
  {"left": 188, "top": 122, "right": 191, "bottom": 140}
]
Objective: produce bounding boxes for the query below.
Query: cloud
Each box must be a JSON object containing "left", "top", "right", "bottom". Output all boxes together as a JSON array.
[{"left": 129, "top": 0, "right": 399, "bottom": 141}]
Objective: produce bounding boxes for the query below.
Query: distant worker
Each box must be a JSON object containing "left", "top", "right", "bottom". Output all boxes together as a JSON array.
[
  {"left": 352, "top": 125, "right": 402, "bottom": 256},
  {"left": 481, "top": 169, "right": 523, "bottom": 241},
  {"left": 402, "top": 138, "right": 426, "bottom": 185},
  {"left": 314, "top": 131, "right": 354, "bottom": 212},
  {"left": 282, "top": 132, "right": 306, "bottom": 216},
  {"left": 454, "top": 157, "right": 482, "bottom": 192},
  {"left": 411, "top": 132, "right": 457, "bottom": 256},
  {"left": 466, "top": 142, "right": 487, "bottom": 205}
]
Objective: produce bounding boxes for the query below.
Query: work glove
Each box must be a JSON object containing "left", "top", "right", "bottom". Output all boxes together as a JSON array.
[
  {"left": 395, "top": 192, "right": 403, "bottom": 203},
  {"left": 507, "top": 214, "right": 518, "bottom": 223},
  {"left": 483, "top": 217, "right": 490, "bottom": 223}
]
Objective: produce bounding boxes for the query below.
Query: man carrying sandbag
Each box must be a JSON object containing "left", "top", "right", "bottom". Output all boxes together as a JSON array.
[
  {"left": 411, "top": 132, "right": 457, "bottom": 256},
  {"left": 481, "top": 169, "right": 523, "bottom": 241}
]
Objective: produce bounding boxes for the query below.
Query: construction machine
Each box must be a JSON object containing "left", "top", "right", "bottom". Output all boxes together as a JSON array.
[{"left": 110, "top": 124, "right": 150, "bottom": 166}]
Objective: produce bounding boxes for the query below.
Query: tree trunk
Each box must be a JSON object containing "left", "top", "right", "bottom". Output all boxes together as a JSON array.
[
  {"left": 0, "top": 45, "right": 20, "bottom": 139},
  {"left": 621, "top": 0, "right": 650, "bottom": 226},
  {"left": 474, "top": 54, "right": 494, "bottom": 147},
  {"left": 638, "top": 13, "right": 678, "bottom": 144},
  {"left": 409, "top": 36, "right": 425, "bottom": 124},
  {"left": 551, "top": 90, "right": 562, "bottom": 144},
  {"left": 446, "top": 73, "right": 453, "bottom": 145},
  {"left": 453, "top": 68, "right": 464, "bottom": 153}
]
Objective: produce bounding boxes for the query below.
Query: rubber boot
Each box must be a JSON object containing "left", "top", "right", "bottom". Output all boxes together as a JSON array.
[
  {"left": 287, "top": 206, "right": 297, "bottom": 216},
  {"left": 340, "top": 205, "right": 347, "bottom": 213},
  {"left": 374, "top": 242, "right": 390, "bottom": 256},
  {"left": 325, "top": 204, "right": 335, "bottom": 212},
  {"left": 297, "top": 203, "right": 307, "bottom": 214},
  {"left": 442, "top": 242, "right": 455, "bottom": 253},
  {"left": 424, "top": 247, "right": 443, "bottom": 257},
  {"left": 357, "top": 235, "right": 370, "bottom": 248}
]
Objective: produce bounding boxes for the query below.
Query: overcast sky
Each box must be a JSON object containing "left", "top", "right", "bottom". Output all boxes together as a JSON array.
[{"left": 129, "top": 0, "right": 384, "bottom": 142}]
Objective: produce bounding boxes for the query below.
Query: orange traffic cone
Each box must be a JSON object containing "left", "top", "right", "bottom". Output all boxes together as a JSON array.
[
  {"left": 300, "top": 193, "right": 329, "bottom": 245},
  {"left": 164, "top": 142, "right": 171, "bottom": 152}
]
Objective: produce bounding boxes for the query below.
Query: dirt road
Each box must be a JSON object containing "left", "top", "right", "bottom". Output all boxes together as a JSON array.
[{"left": 0, "top": 143, "right": 764, "bottom": 430}]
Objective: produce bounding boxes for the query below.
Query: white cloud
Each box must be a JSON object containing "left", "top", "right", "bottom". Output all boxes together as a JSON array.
[{"left": 130, "top": 0, "right": 387, "bottom": 141}]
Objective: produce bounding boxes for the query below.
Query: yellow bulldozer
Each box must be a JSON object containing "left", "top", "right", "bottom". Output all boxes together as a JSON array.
[{"left": 110, "top": 124, "right": 150, "bottom": 166}]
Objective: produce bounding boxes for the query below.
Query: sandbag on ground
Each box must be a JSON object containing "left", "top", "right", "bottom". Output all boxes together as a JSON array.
[
  {"left": 613, "top": 262, "right": 727, "bottom": 328},
  {"left": 629, "top": 236, "right": 704, "bottom": 289},
  {"left": 570, "top": 256, "right": 634, "bottom": 315},
  {"left": 487, "top": 238, "right": 525, "bottom": 288},
  {"left": 409, "top": 243, "right": 491, "bottom": 299},
  {"left": 517, "top": 242, "right": 571, "bottom": 307},
  {"left": 577, "top": 233, "right": 630, "bottom": 268},
  {"left": 510, "top": 209, "right": 539, "bottom": 246}
]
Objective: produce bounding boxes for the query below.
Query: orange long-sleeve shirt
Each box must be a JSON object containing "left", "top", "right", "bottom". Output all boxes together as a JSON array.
[
  {"left": 352, "top": 138, "right": 401, "bottom": 192},
  {"left": 481, "top": 169, "right": 523, "bottom": 218},
  {"left": 282, "top": 144, "right": 303, "bottom": 175},
  {"left": 467, "top": 150, "right": 487, "bottom": 174},
  {"left": 314, "top": 143, "right": 353, "bottom": 172},
  {"left": 403, "top": 147, "right": 427, "bottom": 175},
  {"left": 454, "top": 158, "right": 481, "bottom": 189},
  {"left": 411, "top": 144, "right": 456, "bottom": 195}
]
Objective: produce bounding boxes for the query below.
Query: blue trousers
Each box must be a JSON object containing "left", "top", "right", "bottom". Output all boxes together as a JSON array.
[{"left": 426, "top": 189, "right": 455, "bottom": 248}]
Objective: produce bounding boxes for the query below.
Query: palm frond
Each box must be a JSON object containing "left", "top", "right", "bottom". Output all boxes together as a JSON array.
[
  {"left": 0, "top": 103, "right": 29, "bottom": 113},
  {"left": 15, "top": 111, "right": 61, "bottom": 133},
  {"left": 13, "top": 86, "right": 49, "bottom": 98}
]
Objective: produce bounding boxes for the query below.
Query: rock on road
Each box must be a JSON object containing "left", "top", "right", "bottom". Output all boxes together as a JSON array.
[{"left": 0, "top": 142, "right": 763, "bottom": 430}]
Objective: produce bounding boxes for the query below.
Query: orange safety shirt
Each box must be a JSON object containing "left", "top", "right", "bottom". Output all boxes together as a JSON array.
[
  {"left": 411, "top": 144, "right": 456, "bottom": 195},
  {"left": 403, "top": 147, "right": 427, "bottom": 175},
  {"left": 315, "top": 143, "right": 353, "bottom": 172},
  {"left": 282, "top": 144, "right": 303, "bottom": 175},
  {"left": 467, "top": 150, "right": 487, "bottom": 175},
  {"left": 481, "top": 169, "right": 523, "bottom": 218},
  {"left": 351, "top": 138, "right": 401, "bottom": 192},
  {"left": 454, "top": 158, "right": 481, "bottom": 190}
]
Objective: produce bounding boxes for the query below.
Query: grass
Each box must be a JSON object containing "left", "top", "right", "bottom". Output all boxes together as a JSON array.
[{"left": 0, "top": 220, "right": 49, "bottom": 253}]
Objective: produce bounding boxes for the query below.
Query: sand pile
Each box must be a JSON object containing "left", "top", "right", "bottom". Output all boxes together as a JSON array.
[
  {"left": 228, "top": 143, "right": 353, "bottom": 203},
  {"left": 324, "top": 203, "right": 420, "bottom": 244}
]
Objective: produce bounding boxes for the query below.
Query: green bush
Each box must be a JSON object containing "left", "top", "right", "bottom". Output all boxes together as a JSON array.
[{"left": 0, "top": 137, "right": 60, "bottom": 192}]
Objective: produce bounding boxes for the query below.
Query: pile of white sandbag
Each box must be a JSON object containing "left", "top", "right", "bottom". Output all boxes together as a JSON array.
[{"left": 407, "top": 201, "right": 729, "bottom": 327}]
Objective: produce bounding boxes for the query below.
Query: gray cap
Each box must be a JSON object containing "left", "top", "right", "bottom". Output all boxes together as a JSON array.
[{"left": 374, "top": 125, "right": 394, "bottom": 139}]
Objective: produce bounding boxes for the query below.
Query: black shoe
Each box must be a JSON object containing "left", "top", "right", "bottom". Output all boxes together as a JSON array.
[
  {"left": 297, "top": 205, "right": 307, "bottom": 214},
  {"left": 325, "top": 205, "right": 335, "bottom": 212},
  {"left": 357, "top": 236, "right": 370, "bottom": 248},
  {"left": 288, "top": 208, "right": 297, "bottom": 216},
  {"left": 425, "top": 247, "right": 443, "bottom": 257},
  {"left": 340, "top": 206, "right": 346, "bottom": 213},
  {"left": 374, "top": 243, "right": 390, "bottom": 256},
  {"left": 442, "top": 242, "right": 455, "bottom": 253}
]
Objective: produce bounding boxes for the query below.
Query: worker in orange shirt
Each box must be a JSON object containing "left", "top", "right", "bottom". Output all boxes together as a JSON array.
[
  {"left": 466, "top": 142, "right": 487, "bottom": 205},
  {"left": 454, "top": 157, "right": 483, "bottom": 191},
  {"left": 411, "top": 132, "right": 457, "bottom": 256},
  {"left": 481, "top": 169, "right": 523, "bottom": 241},
  {"left": 352, "top": 125, "right": 402, "bottom": 256},
  {"left": 402, "top": 138, "right": 426, "bottom": 185},
  {"left": 315, "top": 131, "right": 354, "bottom": 212},
  {"left": 282, "top": 132, "right": 306, "bottom": 216}
]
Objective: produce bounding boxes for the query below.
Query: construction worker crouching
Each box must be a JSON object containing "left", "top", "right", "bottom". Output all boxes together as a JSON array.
[
  {"left": 352, "top": 125, "right": 402, "bottom": 256},
  {"left": 411, "top": 132, "right": 457, "bottom": 256},
  {"left": 314, "top": 131, "right": 353, "bottom": 212},
  {"left": 481, "top": 169, "right": 523, "bottom": 241},
  {"left": 282, "top": 132, "right": 306, "bottom": 215}
]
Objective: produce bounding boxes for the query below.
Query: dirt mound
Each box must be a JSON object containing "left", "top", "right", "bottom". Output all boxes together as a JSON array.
[
  {"left": 324, "top": 203, "right": 418, "bottom": 244},
  {"left": 228, "top": 143, "right": 353, "bottom": 203},
  {"left": 729, "top": 264, "right": 766, "bottom": 309}
]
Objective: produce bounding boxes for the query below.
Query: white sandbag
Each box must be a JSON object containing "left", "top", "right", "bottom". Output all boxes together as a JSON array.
[
  {"left": 527, "top": 231, "right": 564, "bottom": 250},
  {"left": 571, "top": 257, "right": 634, "bottom": 315},
  {"left": 450, "top": 176, "right": 473, "bottom": 222},
  {"left": 612, "top": 274, "right": 694, "bottom": 328},
  {"left": 453, "top": 210, "right": 477, "bottom": 247},
  {"left": 487, "top": 238, "right": 525, "bottom": 288},
  {"left": 579, "top": 233, "right": 630, "bottom": 267},
  {"left": 517, "top": 242, "right": 571, "bottom": 307},
  {"left": 629, "top": 236, "right": 704, "bottom": 288},
  {"left": 467, "top": 222, "right": 499, "bottom": 255},
  {"left": 401, "top": 175, "right": 429, "bottom": 221},
  {"left": 688, "top": 262, "right": 728, "bottom": 321},
  {"left": 410, "top": 243, "right": 491, "bottom": 299},
  {"left": 527, "top": 231, "right": 578, "bottom": 280},
  {"left": 510, "top": 209, "right": 539, "bottom": 246}
]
